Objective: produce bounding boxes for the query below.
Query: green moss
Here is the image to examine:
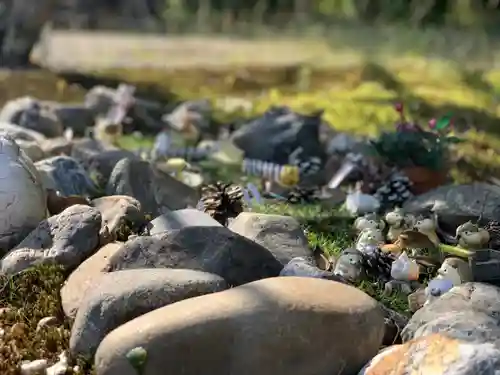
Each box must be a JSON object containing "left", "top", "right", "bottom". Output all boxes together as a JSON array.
[{"left": 0, "top": 264, "right": 94, "bottom": 374}]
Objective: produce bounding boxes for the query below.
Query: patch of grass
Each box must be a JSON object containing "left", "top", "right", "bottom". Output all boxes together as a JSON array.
[
  {"left": 253, "top": 202, "right": 411, "bottom": 315},
  {"left": 0, "top": 264, "right": 94, "bottom": 374}
]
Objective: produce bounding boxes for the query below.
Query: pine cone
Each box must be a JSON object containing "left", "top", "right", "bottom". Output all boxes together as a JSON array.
[
  {"left": 200, "top": 181, "right": 244, "bottom": 225},
  {"left": 362, "top": 248, "right": 395, "bottom": 283},
  {"left": 286, "top": 187, "right": 320, "bottom": 204},
  {"left": 373, "top": 172, "right": 413, "bottom": 212}
]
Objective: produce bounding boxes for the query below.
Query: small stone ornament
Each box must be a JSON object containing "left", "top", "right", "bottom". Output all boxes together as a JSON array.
[
  {"left": 355, "top": 228, "right": 385, "bottom": 254},
  {"left": 424, "top": 257, "right": 472, "bottom": 306},
  {"left": 345, "top": 182, "right": 380, "bottom": 216},
  {"left": 384, "top": 251, "right": 421, "bottom": 295},
  {"left": 354, "top": 213, "right": 386, "bottom": 233},
  {"left": 381, "top": 230, "right": 438, "bottom": 258},
  {"left": 333, "top": 248, "right": 366, "bottom": 283},
  {"left": 424, "top": 278, "right": 454, "bottom": 304},
  {"left": 455, "top": 221, "right": 490, "bottom": 250},
  {"left": 413, "top": 215, "right": 440, "bottom": 247},
  {"left": 385, "top": 207, "right": 407, "bottom": 242}
]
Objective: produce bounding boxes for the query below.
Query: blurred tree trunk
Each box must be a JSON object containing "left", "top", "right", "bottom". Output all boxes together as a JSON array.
[
  {"left": 294, "top": 0, "right": 308, "bottom": 25},
  {"left": 1, "top": 0, "right": 56, "bottom": 67}
]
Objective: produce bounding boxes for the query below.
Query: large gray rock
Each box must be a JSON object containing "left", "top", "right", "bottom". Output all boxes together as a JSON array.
[
  {"left": 50, "top": 103, "right": 96, "bottom": 136},
  {"left": 61, "top": 242, "right": 122, "bottom": 318},
  {"left": 94, "top": 277, "right": 384, "bottom": 375},
  {"left": 40, "top": 137, "right": 73, "bottom": 157},
  {"left": 1, "top": 205, "right": 102, "bottom": 275},
  {"left": 0, "top": 97, "right": 64, "bottom": 138},
  {"left": 91, "top": 195, "right": 146, "bottom": 241},
  {"left": 360, "top": 334, "right": 500, "bottom": 375},
  {"left": 230, "top": 106, "right": 325, "bottom": 165},
  {"left": 71, "top": 139, "right": 137, "bottom": 188},
  {"left": 280, "top": 256, "right": 407, "bottom": 347},
  {"left": 148, "top": 209, "right": 220, "bottom": 235},
  {"left": 402, "top": 282, "right": 500, "bottom": 345},
  {"left": 0, "top": 122, "right": 46, "bottom": 143},
  {"left": 106, "top": 158, "right": 200, "bottom": 217},
  {"left": 84, "top": 85, "right": 164, "bottom": 133},
  {"left": 280, "top": 257, "right": 339, "bottom": 280},
  {"left": 403, "top": 183, "right": 500, "bottom": 221},
  {"left": 70, "top": 268, "right": 227, "bottom": 358},
  {"left": 105, "top": 224, "right": 283, "bottom": 286},
  {"left": 229, "top": 213, "right": 312, "bottom": 265},
  {"left": 0, "top": 135, "right": 47, "bottom": 252},
  {"left": 35, "top": 156, "right": 99, "bottom": 197},
  {"left": 0, "top": 122, "right": 47, "bottom": 162},
  {"left": 15, "top": 139, "right": 45, "bottom": 162}
]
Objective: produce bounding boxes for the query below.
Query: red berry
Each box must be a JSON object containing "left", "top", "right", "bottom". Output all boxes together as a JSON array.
[{"left": 395, "top": 103, "right": 404, "bottom": 112}]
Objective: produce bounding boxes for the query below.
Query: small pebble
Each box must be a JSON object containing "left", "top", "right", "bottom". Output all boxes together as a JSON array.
[
  {"left": 19, "top": 359, "right": 48, "bottom": 375},
  {"left": 36, "top": 316, "right": 58, "bottom": 332},
  {"left": 46, "top": 351, "right": 70, "bottom": 375}
]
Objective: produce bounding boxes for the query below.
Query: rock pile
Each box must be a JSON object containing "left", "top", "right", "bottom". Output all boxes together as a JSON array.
[{"left": 1, "top": 89, "right": 500, "bottom": 375}]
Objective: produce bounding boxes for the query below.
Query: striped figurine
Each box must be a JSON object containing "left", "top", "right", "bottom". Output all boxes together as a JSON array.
[{"left": 242, "top": 158, "right": 300, "bottom": 187}]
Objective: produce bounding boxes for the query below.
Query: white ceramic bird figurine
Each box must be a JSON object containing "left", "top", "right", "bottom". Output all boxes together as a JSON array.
[{"left": 345, "top": 183, "right": 380, "bottom": 216}]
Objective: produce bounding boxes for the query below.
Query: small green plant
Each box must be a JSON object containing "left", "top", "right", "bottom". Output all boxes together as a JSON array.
[
  {"left": 368, "top": 103, "right": 464, "bottom": 171},
  {"left": 126, "top": 346, "right": 148, "bottom": 375}
]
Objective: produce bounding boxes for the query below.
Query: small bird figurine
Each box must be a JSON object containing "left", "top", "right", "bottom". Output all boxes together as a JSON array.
[
  {"left": 413, "top": 215, "right": 440, "bottom": 247},
  {"left": 385, "top": 207, "right": 406, "bottom": 242},
  {"left": 455, "top": 221, "right": 490, "bottom": 250},
  {"left": 333, "top": 248, "right": 367, "bottom": 283},
  {"left": 354, "top": 213, "right": 385, "bottom": 233},
  {"left": 345, "top": 182, "right": 380, "bottom": 216},
  {"left": 436, "top": 257, "right": 473, "bottom": 285},
  {"left": 312, "top": 245, "right": 334, "bottom": 271},
  {"left": 381, "top": 230, "right": 438, "bottom": 257},
  {"left": 355, "top": 228, "right": 385, "bottom": 254},
  {"left": 424, "top": 257, "right": 473, "bottom": 306},
  {"left": 384, "top": 251, "right": 421, "bottom": 295}
]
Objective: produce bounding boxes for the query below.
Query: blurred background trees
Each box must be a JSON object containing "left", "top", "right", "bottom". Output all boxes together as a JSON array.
[{"left": 158, "top": 0, "right": 500, "bottom": 28}]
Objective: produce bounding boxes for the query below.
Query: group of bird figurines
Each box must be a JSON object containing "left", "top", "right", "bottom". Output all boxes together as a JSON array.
[{"left": 330, "top": 207, "right": 494, "bottom": 311}]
